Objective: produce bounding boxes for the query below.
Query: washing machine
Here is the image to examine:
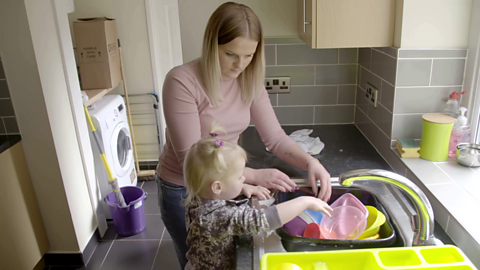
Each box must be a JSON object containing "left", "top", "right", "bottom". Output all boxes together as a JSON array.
[{"left": 88, "top": 95, "right": 137, "bottom": 219}]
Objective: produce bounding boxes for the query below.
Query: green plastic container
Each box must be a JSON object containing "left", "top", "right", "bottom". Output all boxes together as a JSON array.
[{"left": 419, "top": 113, "right": 455, "bottom": 161}]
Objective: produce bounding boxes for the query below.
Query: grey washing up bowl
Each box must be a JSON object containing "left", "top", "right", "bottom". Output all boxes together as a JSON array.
[{"left": 456, "top": 143, "right": 480, "bottom": 167}]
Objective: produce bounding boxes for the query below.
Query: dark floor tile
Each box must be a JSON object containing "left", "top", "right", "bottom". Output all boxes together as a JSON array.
[
  {"left": 144, "top": 193, "right": 161, "bottom": 214},
  {"left": 101, "top": 221, "right": 118, "bottom": 241},
  {"left": 85, "top": 240, "right": 114, "bottom": 269},
  {"left": 101, "top": 240, "right": 159, "bottom": 270},
  {"left": 136, "top": 181, "right": 144, "bottom": 187},
  {"left": 141, "top": 180, "right": 158, "bottom": 194},
  {"left": 116, "top": 214, "right": 165, "bottom": 240},
  {"left": 162, "top": 224, "right": 172, "bottom": 240},
  {"left": 152, "top": 240, "right": 181, "bottom": 270}
]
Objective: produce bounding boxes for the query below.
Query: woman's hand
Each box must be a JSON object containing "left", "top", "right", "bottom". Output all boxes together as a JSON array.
[
  {"left": 242, "top": 184, "right": 271, "bottom": 200},
  {"left": 248, "top": 168, "right": 297, "bottom": 193},
  {"left": 307, "top": 159, "right": 332, "bottom": 202}
]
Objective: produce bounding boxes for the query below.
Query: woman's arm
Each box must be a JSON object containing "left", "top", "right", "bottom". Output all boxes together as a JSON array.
[
  {"left": 250, "top": 89, "right": 332, "bottom": 201},
  {"left": 282, "top": 144, "right": 331, "bottom": 201}
]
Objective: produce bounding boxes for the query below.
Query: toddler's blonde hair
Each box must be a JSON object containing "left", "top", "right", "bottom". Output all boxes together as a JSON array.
[{"left": 183, "top": 125, "right": 247, "bottom": 206}]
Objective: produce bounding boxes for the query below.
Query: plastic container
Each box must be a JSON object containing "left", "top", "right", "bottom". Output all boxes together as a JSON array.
[
  {"left": 357, "top": 206, "right": 386, "bottom": 240},
  {"left": 419, "top": 113, "right": 456, "bottom": 161},
  {"left": 449, "top": 107, "right": 471, "bottom": 158},
  {"left": 260, "top": 245, "right": 475, "bottom": 270},
  {"left": 283, "top": 216, "right": 308, "bottom": 237},
  {"left": 330, "top": 193, "right": 368, "bottom": 218},
  {"left": 319, "top": 206, "right": 367, "bottom": 240},
  {"left": 304, "top": 209, "right": 324, "bottom": 224},
  {"left": 303, "top": 223, "right": 322, "bottom": 239},
  {"left": 275, "top": 188, "right": 397, "bottom": 251},
  {"left": 443, "top": 91, "right": 466, "bottom": 118},
  {"left": 105, "top": 186, "right": 147, "bottom": 236}
]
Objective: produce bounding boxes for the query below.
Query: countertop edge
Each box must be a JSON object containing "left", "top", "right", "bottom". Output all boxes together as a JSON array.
[
  {"left": 391, "top": 147, "right": 480, "bottom": 268},
  {"left": 0, "top": 135, "right": 22, "bottom": 155}
]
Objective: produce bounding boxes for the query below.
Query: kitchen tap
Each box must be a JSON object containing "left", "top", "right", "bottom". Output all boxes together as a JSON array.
[{"left": 339, "top": 169, "right": 442, "bottom": 246}]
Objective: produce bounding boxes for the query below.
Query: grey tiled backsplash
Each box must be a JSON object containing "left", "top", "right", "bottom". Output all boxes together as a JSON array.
[
  {"left": 0, "top": 59, "right": 20, "bottom": 135},
  {"left": 265, "top": 37, "right": 357, "bottom": 125},
  {"left": 355, "top": 47, "right": 467, "bottom": 149}
]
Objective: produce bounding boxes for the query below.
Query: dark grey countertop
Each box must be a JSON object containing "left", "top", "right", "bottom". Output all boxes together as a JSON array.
[
  {"left": 239, "top": 124, "right": 393, "bottom": 177},
  {"left": 235, "top": 125, "right": 453, "bottom": 270},
  {"left": 0, "top": 134, "right": 21, "bottom": 154}
]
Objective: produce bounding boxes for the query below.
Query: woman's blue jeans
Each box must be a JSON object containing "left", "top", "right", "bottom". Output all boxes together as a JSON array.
[{"left": 156, "top": 175, "right": 189, "bottom": 269}]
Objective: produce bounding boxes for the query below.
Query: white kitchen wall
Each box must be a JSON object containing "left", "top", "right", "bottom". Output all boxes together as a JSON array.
[{"left": 178, "top": 0, "right": 298, "bottom": 63}]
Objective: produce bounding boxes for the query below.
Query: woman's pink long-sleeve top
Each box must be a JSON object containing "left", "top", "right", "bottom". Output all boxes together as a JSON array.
[{"left": 156, "top": 59, "right": 295, "bottom": 186}]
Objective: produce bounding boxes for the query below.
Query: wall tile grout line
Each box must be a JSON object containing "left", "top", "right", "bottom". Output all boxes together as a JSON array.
[
  {"left": 429, "top": 59, "right": 434, "bottom": 86},
  {"left": 1, "top": 118, "right": 6, "bottom": 134},
  {"left": 371, "top": 47, "right": 397, "bottom": 60},
  {"left": 356, "top": 107, "right": 392, "bottom": 140},
  {"left": 358, "top": 64, "right": 395, "bottom": 88},
  {"left": 397, "top": 57, "right": 467, "bottom": 60},
  {"left": 266, "top": 63, "right": 358, "bottom": 67},
  {"left": 357, "top": 84, "right": 393, "bottom": 114},
  {"left": 396, "top": 85, "right": 464, "bottom": 88},
  {"left": 274, "top": 45, "right": 277, "bottom": 66}
]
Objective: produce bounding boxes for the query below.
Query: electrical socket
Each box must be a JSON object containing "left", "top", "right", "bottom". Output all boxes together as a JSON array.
[
  {"left": 265, "top": 76, "right": 290, "bottom": 94},
  {"left": 365, "top": 83, "right": 378, "bottom": 108}
]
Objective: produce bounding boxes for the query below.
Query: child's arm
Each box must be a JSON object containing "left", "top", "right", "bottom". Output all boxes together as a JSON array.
[
  {"left": 276, "top": 196, "right": 332, "bottom": 225},
  {"left": 242, "top": 184, "right": 270, "bottom": 200}
]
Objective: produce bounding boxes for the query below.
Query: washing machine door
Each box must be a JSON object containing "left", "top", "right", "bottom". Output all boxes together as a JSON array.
[{"left": 110, "top": 121, "right": 134, "bottom": 177}]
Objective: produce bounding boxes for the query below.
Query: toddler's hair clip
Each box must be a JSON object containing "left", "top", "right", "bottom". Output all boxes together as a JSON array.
[
  {"left": 209, "top": 132, "right": 219, "bottom": 137},
  {"left": 215, "top": 140, "right": 224, "bottom": 148}
]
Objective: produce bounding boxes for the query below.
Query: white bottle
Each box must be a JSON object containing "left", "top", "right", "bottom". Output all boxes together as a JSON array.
[
  {"left": 448, "top": 107, "right": 471, "bottom": 158},
  {"left": 443, "top": 91, "right": 466, "bottom": 118}
]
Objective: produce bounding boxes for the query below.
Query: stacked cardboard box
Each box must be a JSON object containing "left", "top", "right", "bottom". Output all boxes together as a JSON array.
[{"left": 73, "top": 17, "right": 122, "bottom": 90}]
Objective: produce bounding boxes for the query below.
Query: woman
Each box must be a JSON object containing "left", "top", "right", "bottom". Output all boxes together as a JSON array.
[{"left": 156, "top": 2, "right": 332, "bottom": 268}]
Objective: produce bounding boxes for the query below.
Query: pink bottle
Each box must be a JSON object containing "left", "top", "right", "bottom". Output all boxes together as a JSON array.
[{"left": 448, "top": 107, "right": 471, "bottom": 158}]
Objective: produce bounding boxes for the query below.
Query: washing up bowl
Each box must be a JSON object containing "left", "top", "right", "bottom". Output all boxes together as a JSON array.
[{"left": 274, "top": 186, "right": 400, "bottom": 252}]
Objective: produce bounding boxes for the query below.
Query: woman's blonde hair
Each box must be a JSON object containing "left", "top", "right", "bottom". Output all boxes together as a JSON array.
[
  {"left": 183, "top": 125, "right": 247, "bottom": 206},
  {"left": 200, "top": 2, "right": 265, "bottom": 106}
]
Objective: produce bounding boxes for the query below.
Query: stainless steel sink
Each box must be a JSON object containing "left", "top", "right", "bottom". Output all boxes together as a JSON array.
[{"left": 250, "top": 172, "right": 443, "bottom": 270}]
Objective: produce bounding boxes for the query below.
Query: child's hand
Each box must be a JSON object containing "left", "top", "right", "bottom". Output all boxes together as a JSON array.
[
  {"left": 242, "top": 184, "right": 271, "bottom": 200},
  {"left": 304, "top": 197, "right": 333, "bottom": 217}
]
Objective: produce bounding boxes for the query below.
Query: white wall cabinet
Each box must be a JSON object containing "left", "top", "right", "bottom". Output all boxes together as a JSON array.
[{"left": 298, "top": 0, "right": 396, "bottom": 48}]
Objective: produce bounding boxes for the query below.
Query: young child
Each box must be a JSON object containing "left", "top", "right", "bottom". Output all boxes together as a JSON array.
[{"left": 183, "top": 129, "right": 333, "bottom": 270}]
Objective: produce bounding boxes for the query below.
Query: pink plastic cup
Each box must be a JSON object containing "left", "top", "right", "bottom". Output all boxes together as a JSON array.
[{"left": 319, "top": 205, "right": 367, "bottom": 240}]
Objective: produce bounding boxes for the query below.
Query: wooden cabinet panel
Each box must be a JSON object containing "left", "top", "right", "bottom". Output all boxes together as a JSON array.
[
  {"left": 0, "top": 143, "right": 49, "bottom": 270},
  {"left": 298, "top": 0, "right": 395, "bottom": 48}
]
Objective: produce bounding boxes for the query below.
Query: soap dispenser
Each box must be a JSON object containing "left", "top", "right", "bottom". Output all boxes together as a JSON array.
[
  {"left": 448, "top": 107, "right": 471, "bottom": 158},
  {"left": 443, "top": 91, "right": 466, "bottom": 117}
]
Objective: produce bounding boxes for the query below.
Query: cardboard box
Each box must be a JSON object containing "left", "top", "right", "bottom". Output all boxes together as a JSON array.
[{"left": 73, "top": 17, "right": 122, "bottom": 90}]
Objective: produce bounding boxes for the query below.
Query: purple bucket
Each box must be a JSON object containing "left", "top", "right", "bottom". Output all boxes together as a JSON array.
[{"left": 105, "top": 186, "right": 146, "bottom": 236}]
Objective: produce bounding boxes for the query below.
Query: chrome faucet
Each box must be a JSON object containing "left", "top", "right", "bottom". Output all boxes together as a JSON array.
[{"left": 339, "top": 169, "right": 442, "bottom": 246}]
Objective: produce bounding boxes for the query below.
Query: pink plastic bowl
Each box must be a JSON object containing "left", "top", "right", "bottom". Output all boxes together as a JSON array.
[
  {"left": 330, "top": 193, "right": 368, "bottom": 219},
  {"left": 319, "top": 205, "right": 367, "bottom": 240}
]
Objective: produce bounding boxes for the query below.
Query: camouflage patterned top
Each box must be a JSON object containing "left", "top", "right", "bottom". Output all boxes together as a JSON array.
[{"left": 184, "top": 198, "right": 282, "bottom": 270}]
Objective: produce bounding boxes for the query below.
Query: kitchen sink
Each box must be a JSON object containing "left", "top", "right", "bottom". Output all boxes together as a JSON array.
[
  {"left": 248, "top": 176, "right": 422, "bottom": 270},
  {"left": 273, "top": 186, "right": 403, "bottom": 252}
]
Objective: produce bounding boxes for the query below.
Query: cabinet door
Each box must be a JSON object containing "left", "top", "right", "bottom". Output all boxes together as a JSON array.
[
  {"left": 298, "top": 0, "right": 316, "bottom": 47},
  {"left": 300, "top": 0, "right": 395, "bottom": 49}
]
